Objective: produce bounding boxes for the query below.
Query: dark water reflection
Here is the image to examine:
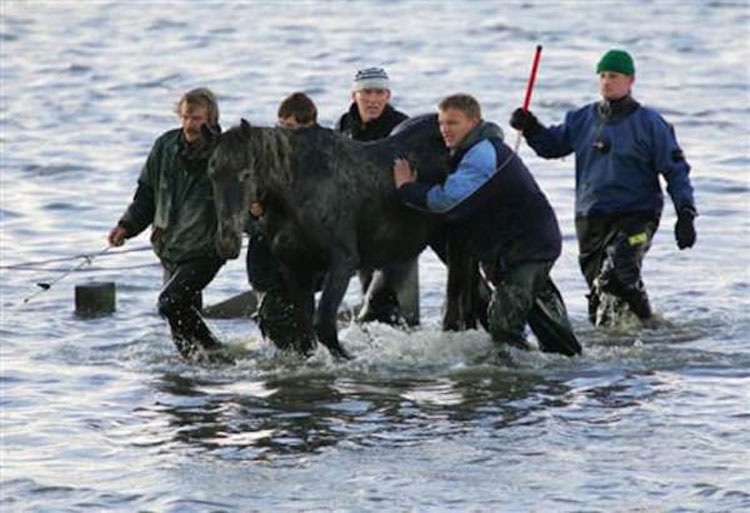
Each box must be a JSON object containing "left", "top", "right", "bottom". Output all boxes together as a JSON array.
[
  {"left": 3, "top": 1, "right": 750, "bottom": 510},
  {"left": 146, "top": 370, "right": 579, "bottom": 460}
]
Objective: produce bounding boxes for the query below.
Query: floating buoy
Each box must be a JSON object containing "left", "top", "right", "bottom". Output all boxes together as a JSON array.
[{"left": 75, "top": 282, "right": 116, "bottom": 317}]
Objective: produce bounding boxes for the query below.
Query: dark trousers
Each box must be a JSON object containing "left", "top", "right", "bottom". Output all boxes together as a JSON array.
[
  {"left": 487, "top": 261, "right": 581, "bottom": 356},
  {"left": 246, "top": 233, "right": 313, "bottom": 352},
  {"left": 575, "top": 211, "right": 659, "bottom": 322},
  {"left": 159, "top": 257, "right": 224, "bottom": 359}
]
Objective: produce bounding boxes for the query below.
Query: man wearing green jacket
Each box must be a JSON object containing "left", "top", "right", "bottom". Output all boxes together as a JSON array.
[{"left": 108, "top": 88, "right": 225, "bottom": 361}]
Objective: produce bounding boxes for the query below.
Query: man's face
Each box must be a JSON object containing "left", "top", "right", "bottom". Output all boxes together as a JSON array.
[
  {"left": 352, "top": 88, "right": 391, "bottom": 123},
  {"left": 278, "top": 116, "right": 301, "bottom": 129},
  {"left": 180, "top": 103, "right": 210, "bottom": 143},
  {"left": 277, "top": 116, "right": 313, "bottom": 129},
  {"left": 438, "top": 107, "right": 479, "bottom": 149},
  {"left": 599, "top": 71, "right": 634, "bottom": 101}
]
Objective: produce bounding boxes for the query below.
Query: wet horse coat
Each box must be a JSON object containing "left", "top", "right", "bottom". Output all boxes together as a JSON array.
[{"left": 208, "top": 116, "right": 484, "bottom": 358}]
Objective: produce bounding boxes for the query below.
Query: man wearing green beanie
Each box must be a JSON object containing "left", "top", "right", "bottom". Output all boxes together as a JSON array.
[{"left": 510, "top": 49, "right": 697, "bottom": 327}]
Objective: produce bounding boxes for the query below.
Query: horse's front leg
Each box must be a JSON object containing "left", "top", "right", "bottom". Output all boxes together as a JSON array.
[
  {"left": 278, "top": 267, "right": 317, "bottom": 357},
  {"left": 315, "top": 256, "right": 355, "bottom": 360}
]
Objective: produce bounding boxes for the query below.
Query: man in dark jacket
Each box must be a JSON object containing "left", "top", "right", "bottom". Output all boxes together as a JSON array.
[
  {"left": 108, "top": 88, "right": 225, "bottom": 361},
  {"left": 335, "top": 67, "right": 408, "bottom": 140},
  {"left": 510, "top": 49, "right": 697, "bottom": 326},
  {"left": 394, "top": 94, "right": 581, "bottom": 357},
  {"left": 336, "top": 67, "right": 413, "bottom": 325}
]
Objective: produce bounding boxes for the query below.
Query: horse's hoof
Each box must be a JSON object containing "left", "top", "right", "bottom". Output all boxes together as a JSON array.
[
  {"left": 325, "top": 343, "right": 353, "bottom": 361},
  {"left": 189, "top": 346, "right": 235, "bottom": 365}
]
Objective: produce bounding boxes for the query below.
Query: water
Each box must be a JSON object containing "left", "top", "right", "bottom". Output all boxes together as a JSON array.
[{"left": 2, "top": 1, "right": 749, "bottom": 511}]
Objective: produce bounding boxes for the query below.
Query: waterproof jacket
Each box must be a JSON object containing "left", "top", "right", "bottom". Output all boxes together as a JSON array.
[
  {"left": 118, "top": 128, "right": 221, "bottom": 266},
  {"left": 397, "top": 122, "right": 562, "bottom": 279},
  {"left": 525, "top": 97, "right": 695, "bottom": 216},
  {"left": 335, "top": 103, "right": 408, "bottom": 141}
]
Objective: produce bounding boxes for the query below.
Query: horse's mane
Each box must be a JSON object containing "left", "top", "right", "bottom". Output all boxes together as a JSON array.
[{"left": 220, "top": 122, "right": 294, "bottom": 188}]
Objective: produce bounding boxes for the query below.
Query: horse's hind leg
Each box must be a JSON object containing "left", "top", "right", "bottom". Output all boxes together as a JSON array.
[
  {"left": 443, "top": 237, "right": 479, "bottom": 331},
  {"left": 357, "top": 261, "right": 413, "bottom": 326},
  {"left": 315, "top": 258, "right": 354, "bottom": 360}
]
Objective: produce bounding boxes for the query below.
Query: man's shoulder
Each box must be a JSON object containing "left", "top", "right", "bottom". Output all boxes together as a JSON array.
[
  {"left": 153, "top": 128, "right": 182, "bottom": 147},
  {"left": 385, "top": 105, "right": 408, "bottom": 124},
  {"left": 335, "top": 103, "right": 358, "bottom": 132},
  {"left": 335, "top": 112, "right": 350, "bottom": 129},
  {"left": 463, "top": 139, "right": 497, "bottom": 170},
  {"left": 633, "top": 104, "right": 669, "bottom": 125},
  {"left": 565, "top": 102, "right": 597, "bottom": 121}
]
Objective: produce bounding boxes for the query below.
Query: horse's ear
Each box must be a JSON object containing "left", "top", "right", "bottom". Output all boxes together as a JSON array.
[{"left": 240, "top": 118, "right": 252, "bottom": 137}]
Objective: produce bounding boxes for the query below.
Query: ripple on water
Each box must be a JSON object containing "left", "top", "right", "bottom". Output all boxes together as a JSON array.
[{"left": 21, "top": 163, "right": 91, "bottom": 177}]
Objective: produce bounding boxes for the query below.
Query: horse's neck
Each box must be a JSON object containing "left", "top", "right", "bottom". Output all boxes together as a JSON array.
[
  {"left": 364, "top": 124, "right": 448, "bottom": 184},
  {"left": 254, "top": 127, "right": 293, "bottom": 191}
]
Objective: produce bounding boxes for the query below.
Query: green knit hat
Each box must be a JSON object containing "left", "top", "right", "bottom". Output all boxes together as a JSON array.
[{"left": 596, "top": 49, "right": 635, "bottom": 76}]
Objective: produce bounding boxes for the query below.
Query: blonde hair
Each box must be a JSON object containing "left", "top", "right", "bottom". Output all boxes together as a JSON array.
[
  {"left": 175, "top": 87, "right": 219, "bottom": 125},
  {"left": 438, "top": 94, "right": 481, "bottom": 120}
]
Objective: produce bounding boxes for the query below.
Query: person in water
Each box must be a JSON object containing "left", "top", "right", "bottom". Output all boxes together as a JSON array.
[
  {"left": 510, "top": 49, "right": 697, "bottom": 326},
  {"left": 336, "top": 66, "right": 413, "bottom": 326},
  {"left": 108, "top": 88, "right": 226, "bottom": 361},
  {"left": 394, "top": 93, "right": 581, "bottom": 357}
]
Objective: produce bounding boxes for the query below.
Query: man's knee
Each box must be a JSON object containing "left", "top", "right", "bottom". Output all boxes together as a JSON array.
[
  {"left": 158, "top": 290, "right": 178, "bottom": 318},
  {"left": 158, "top": 287, "right": 200, "bottom": 319},
  {"left": 488, "top": 282, "right": 532, "bottom": 343},
  {"left": 599, "top": 233, "right": 644, "bottom": 293}
]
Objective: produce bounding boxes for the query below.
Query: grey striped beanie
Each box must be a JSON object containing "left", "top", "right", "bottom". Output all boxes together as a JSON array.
[{"left": 353, "top": 67, "right": 390, "bottom": 91}]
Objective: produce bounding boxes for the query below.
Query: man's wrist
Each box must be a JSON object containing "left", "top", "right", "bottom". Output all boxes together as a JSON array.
[{"left": 679, "top": 205, "right": 697, "bottom": 219}]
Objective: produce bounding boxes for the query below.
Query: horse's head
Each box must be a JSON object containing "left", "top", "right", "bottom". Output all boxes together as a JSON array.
[
  {"left": 390, "top": 113, "right": 450, "bottom": 184},
  {"left": 208, "top": 118, "right": 258, "bottom": 260}
]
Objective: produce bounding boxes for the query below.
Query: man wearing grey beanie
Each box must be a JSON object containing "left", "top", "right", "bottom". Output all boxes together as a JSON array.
[
  {"left": 336, "top": 67, "right": 410, "bottom": 325},
  {"left": 336, "top": 67, "right": 408, "bottom": 141}
]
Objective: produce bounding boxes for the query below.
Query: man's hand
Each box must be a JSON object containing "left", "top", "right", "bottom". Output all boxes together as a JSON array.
[
  {"left": 509, "top": 107, "right": 542, "bottom": 137},
  {"left": 108, "top": 225, "right": 128, "bottom": 247},
  {"left": 393, "top": 158, "right": 416, "bottom": 188},
  {"left": 250, "top": 202, "right": 264, "bottom": 218},
  {"left": 675, "top": 207, "right": 697, "bottom": 250}
]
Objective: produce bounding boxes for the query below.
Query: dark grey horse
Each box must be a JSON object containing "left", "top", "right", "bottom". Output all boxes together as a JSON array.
[{"left": 207, "top": 115, "right": 486, "bottom": 359}]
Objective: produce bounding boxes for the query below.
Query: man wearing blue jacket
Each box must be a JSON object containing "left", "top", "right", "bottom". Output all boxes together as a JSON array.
[
  {"left": 510, "top": 49, "right": 697, "bottom": 325},
  {"left": 394, "top": 94, "right": 581, "bottom": 357}
]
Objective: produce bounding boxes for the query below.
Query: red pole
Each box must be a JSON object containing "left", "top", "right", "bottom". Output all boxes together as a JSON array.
[
  {"left": 522, "top": 45, "right": 543, "bottom": 112},
  {"left": 514, "top": 45, "right": 543, "bottom": 151}
]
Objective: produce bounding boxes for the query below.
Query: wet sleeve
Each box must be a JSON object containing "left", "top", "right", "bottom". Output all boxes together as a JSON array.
[
  {"left": 653, "top": 117, "right": 696, "bottom": 212},
  {"left": 117, "top": 143, "right": 158, "bottom": 237},
  {"left": 526, "top": 110, "right": 576, "bottom": 159},
  {"left": 398, "top": 141, "right": 497, "bottom": 220}
]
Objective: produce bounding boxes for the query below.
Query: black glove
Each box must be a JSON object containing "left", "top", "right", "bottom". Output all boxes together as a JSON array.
[
  {"left": 510, "top": 107, "right": 542, "bottom": 137},
  {"left": 675, "top": 206, "right": 697, "bottom": 250}
]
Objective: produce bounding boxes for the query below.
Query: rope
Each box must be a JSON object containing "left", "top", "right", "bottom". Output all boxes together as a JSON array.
[
  {"left": 3, "top": 239, "right": 249, "bottom": 275},
  {"left": 0, "top": 244, "right": 153, "bottom": 270},
  {"left": 5, "top": 263, "right": 161, "bottom": 272}
]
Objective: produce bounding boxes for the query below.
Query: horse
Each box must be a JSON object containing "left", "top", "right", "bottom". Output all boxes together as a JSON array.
[{"left": 206, "top": 115, "right": 487, "bottom": 359}]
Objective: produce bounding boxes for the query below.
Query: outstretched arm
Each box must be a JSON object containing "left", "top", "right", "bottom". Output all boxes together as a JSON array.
[{"left": 394, "top": 141, "right": 497, "bottom": 219}]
